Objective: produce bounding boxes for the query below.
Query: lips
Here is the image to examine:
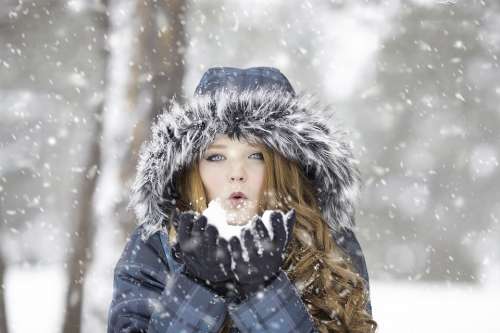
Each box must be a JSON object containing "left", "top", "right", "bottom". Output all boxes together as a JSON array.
[{"left": 229, "top": 191, "right": 247, "bottom": 200}]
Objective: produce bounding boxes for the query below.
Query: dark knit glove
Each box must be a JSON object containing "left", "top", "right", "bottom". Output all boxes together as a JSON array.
[
  {"left": 173, "top": 211, "right": 233, "bottom": 286},
  {"left": 228, "top": 209, "right": 296, "bottom": 301}
]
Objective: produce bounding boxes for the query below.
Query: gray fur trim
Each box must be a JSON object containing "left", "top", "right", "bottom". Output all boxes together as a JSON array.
[{"left": 127, "top": 88, "right": 362, "bottom": 241}]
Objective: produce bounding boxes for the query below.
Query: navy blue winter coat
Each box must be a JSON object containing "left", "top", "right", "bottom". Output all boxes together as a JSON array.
[
  {"left": 107, "top": 223, "right": 371, "bottom": 332},
  {"left": 107, "top": 67, "right": 373, "bottom": 332}
]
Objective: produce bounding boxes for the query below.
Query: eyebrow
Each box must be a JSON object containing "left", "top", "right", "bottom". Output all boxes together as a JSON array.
[
  {"left": 208, "top": 144, "right": 227, "bottom": 149},
  {"left": 207, "top": 143, "right": 261, "bottom": 149}
]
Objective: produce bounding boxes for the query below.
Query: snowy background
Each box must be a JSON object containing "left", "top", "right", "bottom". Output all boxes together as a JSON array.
[{"left": 1, "top": 0, "right": 499, "bottom": 332}]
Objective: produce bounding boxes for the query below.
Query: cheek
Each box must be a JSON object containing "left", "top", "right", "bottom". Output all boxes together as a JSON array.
[
  {"left": 199, "top": 164, "right": 220, "bottom": 190},
  {"left": 250, "top": 165, "right": 266, "bottom": 194}
]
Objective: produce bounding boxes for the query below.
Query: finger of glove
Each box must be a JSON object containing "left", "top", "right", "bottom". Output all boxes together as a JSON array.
[
  {"left": 191, "top": 215, "right": 207, "bottom": 239},
  {"left": 215, "top": 238, "right": 233, "bottom": 275},
  {"left": 243, "top": 229, "right": 259, "bottom": 258},
  {"left": 270, "top": 211, "right": 287, "bottom": 250},
  {"left": 255, "top": 218, "right": 270, "bottom": 240},
  {"left": 177, "top": 213, "right": 195, "bottom": 245},
  {"left": 204, "top": 224, "right": 219, "bottom": 245},
  {"left": 181, "top": 215, "right": 205, "bottom": 254},
  {"left": 255, "top": 218, "right": 274, "bottom": 254},
  {"left": 229, "top": 236, "right": 244, "bottom": 262},
  {"left": 203, "top": 225, "right": 219, "bottom": 261}
]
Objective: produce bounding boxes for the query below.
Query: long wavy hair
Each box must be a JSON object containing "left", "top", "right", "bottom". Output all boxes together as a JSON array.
[{"left": 169, "top": 140, "right": 377, "bottom": 333}]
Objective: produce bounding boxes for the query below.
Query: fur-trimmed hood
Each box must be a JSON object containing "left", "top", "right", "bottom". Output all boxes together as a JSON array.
[{"left": 128, "top": 88, "right": 362, "bottom": 241}]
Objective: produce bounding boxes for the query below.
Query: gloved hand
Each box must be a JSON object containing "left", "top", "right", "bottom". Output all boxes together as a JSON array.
[
  {"left": 228, "top": 209, "right": 296, "bottom": 301},
  {"left": 173, "top": 211, "right": 233, "bottom": 288}
]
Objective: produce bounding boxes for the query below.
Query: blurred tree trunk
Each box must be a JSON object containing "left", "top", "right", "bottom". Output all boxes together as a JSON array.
[
  {"left": 61, "top": 1, "right": 110, "bottom": 332},
  {"left": 114, "top": 0, "right": 187, "bottom": 240},
  {"left": 61, "top": 117, "right": 102, "bottom": 333},
  {"left": 0, "top": 207, "right": 7, "bottom": 333}
]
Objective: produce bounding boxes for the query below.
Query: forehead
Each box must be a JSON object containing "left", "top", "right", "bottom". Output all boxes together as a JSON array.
[{"left": 209, "top": 134, "right": 263, "bottom": 148}]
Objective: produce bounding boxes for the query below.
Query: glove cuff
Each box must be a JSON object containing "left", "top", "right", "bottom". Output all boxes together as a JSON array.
[
  {"left": 233, "top": 270, "right": 281, "bottom": 304},
  {"left": 181, "top": 269, "right": 239, "bottom": 300}
]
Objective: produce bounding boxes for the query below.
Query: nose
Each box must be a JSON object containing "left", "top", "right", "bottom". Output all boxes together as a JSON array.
[
  {"left": 230, "top": 175, "right": 245, "bottom": 182},
  {"left": 230, "top": 165, "right": 246, "bottom": 182}
]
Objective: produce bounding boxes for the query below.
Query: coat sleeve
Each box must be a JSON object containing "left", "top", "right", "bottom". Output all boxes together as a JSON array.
[
  {"left": 226, "top": 270, "right": 318, "bottom": 333},
  {"left": 332, "top": 227, "right": 373, "bottom": 316},
  {"left": 226, "top": 228, "right": 373, "bottom": 333},
  {"left": 107, "top": 225, "right": 228, "bottom": 333}
]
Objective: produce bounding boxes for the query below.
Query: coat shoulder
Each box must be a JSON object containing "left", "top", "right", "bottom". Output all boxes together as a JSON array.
[
  {"left": 331, "top": 228, "right": 370, "bottom": 287},
  {"left": 115, "top": 224, "right": 170, "bottom": 279}
]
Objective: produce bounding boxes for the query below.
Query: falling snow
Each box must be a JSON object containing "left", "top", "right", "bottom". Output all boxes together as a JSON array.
[{"left": 1, "top": 0, "right": 499, "bottom": 332}]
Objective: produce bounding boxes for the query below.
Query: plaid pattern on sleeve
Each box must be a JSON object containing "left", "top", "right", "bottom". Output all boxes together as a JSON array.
[
  {"left": 148, "top": 270, "right": 227, "bottom": 333},
  {"left": 227, "top": 270, "right": 317, "bottom": 333},
  {"left": 107, "top": 225, "right": 228, "bottom": 333}
]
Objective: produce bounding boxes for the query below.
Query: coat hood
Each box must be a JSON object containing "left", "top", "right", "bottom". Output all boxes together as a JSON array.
[{"left": 128, "top": 81, "right": 362, "bottom": 241}]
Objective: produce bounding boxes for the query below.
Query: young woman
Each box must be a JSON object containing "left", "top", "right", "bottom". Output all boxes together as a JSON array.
[{"left": 107, "top": 67, "right": 378, "bottom": 332}]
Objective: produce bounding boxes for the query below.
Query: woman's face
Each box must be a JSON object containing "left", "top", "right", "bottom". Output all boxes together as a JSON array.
[{"left": 199, "top": 134, "right": 266, "bottom": 225}]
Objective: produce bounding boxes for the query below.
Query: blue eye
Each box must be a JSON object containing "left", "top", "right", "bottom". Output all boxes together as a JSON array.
[
  {"left": 205, "top": 152, "right": 264, "bottom": 162},
  {"left": 250, "top": 152, "right": 264, "bottom": 160},
  {"left": 206, "top": 154, "right": 224, "bottom": 161}
]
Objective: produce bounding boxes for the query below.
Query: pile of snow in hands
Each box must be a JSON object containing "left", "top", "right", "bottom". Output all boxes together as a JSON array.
[{"left": 199, "top": 198, "right": 292, "bottom": 262}]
